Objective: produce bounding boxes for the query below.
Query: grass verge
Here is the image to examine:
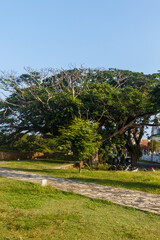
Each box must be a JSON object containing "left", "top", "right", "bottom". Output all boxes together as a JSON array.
[{"left": 0, "top": 177, "right": 160, "bottom": 240}]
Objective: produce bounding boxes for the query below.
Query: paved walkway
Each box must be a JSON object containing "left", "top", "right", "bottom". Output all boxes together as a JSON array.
[
  {"left": 50, "top": 163, "right": 75, "bottom": 169},
  {"left": 0, "top": 167, "right": 160, "bottom": 215}
]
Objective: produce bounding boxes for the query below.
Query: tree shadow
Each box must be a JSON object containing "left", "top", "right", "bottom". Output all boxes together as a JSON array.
[{"left": 25, "top": 158, "right": 74, "bottom": 164}]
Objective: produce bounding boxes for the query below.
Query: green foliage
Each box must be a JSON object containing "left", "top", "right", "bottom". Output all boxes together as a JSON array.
[
  {"left": 0, "top": 68, "right": 160, "bottom": 163},
  {"left": 57, "top": 119, "right": 102, "bottom": 161},
  {"left": 0, "top": 68, "right": 158, "bottom": 140},
  {"left": 18, "top": 135, "right": 57, "bottom": 153},
  {"left": 99, "top": 135, "right": 126, "bottom": 163},
  {"left": 0, "top": 134, "right": 57, "bottom": 153}
]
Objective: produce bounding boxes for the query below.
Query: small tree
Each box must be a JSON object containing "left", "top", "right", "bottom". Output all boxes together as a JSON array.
[{"left": 58, "top": 119, "right": 101, "bottom": 172}]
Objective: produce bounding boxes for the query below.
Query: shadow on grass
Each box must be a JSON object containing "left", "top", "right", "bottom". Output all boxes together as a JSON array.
[
  {"left": 30, "top": 159, "right": 74, "bottom": 164},
  {"left": 0, "top": 156, "right": 74, "bottom": 165},
  {"left": 3, "top": 160, "right": 74, "bottom": 165}
]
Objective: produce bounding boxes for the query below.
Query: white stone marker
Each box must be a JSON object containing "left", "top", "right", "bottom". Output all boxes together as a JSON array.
[{"left": 40, "top": 179, "right": 47, "bottom": 186}]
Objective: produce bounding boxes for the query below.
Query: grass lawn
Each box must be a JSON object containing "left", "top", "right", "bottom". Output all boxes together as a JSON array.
[
  {"left": 1, "top": 160, "right": 160, "bottom": 194},
  {"left": 0, "top": 177, "right": 160, "bottom": 240}
]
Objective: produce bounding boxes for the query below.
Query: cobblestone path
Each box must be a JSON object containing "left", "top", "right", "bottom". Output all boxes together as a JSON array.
[{"left": 0, "top": 168, "right": 159, "bottom": 215}]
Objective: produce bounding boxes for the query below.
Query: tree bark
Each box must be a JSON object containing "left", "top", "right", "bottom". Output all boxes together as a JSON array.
[
  {"left": 125, "top": 127, "right": 144, "bottom": 167},
  {"left": 89, "top": 151, "right": 99, "bottom": 165},
  {"left": 120, "top": 155, "right": 125, "bottom": 165},
  {"left": 79, "top": 161, "right": 83, "bottom": 173},
  {"left": 130, "top": 151, "right": 138, "bottom": 167}
]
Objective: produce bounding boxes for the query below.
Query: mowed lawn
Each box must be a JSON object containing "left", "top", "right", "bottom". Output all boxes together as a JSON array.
[
  {"left": 0, "top": 177, "right": 160, "bottom": 240},
  {"left": 1, "top": 159, "right": 160, "bottom": 194}
]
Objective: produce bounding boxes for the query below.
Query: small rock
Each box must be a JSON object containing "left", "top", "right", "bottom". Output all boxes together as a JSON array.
[{"left": 40, "top": 179, "right": 47, "bottom": 186}]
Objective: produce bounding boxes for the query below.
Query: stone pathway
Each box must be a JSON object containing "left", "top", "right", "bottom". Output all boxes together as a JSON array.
[
  {"left": 50, "top": 163, "right": 75, "bottom": 169},
  {"left": 0, "top": 167, "right": 160, "bottom": 215}
]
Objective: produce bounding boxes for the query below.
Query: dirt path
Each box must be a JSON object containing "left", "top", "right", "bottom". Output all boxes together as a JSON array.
[{"left": 0, "top": 167, "right": 159, "bottom": 215}]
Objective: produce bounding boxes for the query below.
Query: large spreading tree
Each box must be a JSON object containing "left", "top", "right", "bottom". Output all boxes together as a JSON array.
[{"left": 0, "top": 68, "right": 160, "bottom": 165}]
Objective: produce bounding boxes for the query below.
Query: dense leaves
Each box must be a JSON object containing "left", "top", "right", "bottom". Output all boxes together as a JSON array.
[
  {"left": 58, "top": 118, "right": 101, "bottom": 161},
  {"left": 0, "top": 68, "right": 160, "bottom": 164}
]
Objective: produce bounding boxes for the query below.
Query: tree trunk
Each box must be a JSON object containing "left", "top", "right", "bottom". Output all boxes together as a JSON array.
[
  {"left": 89, "top": 151, "right": 99, "bottom": 165},
  {"left": 125, "top": 128, "right": 144, "bottom": 167},
  {"left": 120, "top": 155, "right": 125, "bottom": 165},
  {"left": 130, "top": 151, "right": 138, "bottom": 167},
  {"left": 79, "top": 161, "right": 83, "bottom": 173}
]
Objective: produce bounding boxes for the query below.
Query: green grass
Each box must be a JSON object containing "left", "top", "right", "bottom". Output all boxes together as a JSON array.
[
  {"left": 0, "top": 177, "right": 160, "bottom": 240},
  {"left": 0, "top": 157, "right": 74, "bottom": 169},
  {"left": 0, "top": 155, "right": 74, "bottom": 164},
  {"left": 1, "top": 160, "right": 160, "bottom": 194}
]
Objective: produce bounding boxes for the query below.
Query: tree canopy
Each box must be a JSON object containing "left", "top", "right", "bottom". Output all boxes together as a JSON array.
[{"left": 0, "top": 68, "right": 160, "bottom": 165}]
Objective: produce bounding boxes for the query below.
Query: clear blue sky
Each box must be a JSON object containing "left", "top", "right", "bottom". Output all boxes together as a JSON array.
[{"left": 0, "top": 0, "right": 160, "bottom": 74}]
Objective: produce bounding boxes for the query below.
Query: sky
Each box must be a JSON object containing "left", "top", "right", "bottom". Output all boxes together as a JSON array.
[{"left": 0, "top": 0, "right": 160, "bottom": 74}]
